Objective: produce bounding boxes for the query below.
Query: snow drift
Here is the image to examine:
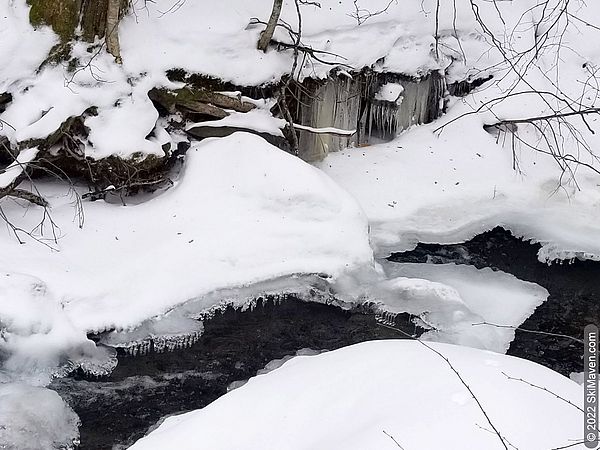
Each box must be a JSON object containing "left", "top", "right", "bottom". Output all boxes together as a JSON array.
[
  {"left": 129, "top": 340, "right": 585, "bottom": 450},
  {"left": 0, "top": 132, "right": 373, "bottom": 374}
]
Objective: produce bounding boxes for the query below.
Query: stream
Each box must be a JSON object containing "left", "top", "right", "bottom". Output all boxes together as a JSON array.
[
  {"left": 389, "top": 227, "right": 600, "bottom": 376},
  {"left": 50, "top": 227, "right": 599, "bottom": 449}
]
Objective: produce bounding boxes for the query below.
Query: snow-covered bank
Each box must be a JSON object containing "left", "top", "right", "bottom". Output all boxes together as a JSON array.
[
  {"left": 319, "top": 118, "right": 600, "bottom": 262},
  {"left": 0, "top": 133, "right": 373, "bottom": 375},
  {"left": 0, "top": 0, "right": 473, "bottom": 159},
  {"left": 0, "top": 0, "right": 542, "bottom": 159},
  {"left": 129, "top": 340, "right": 585, "bottom": 450},
  {"left": 316, "top": 0, "right": 600, "bottom": 262}
]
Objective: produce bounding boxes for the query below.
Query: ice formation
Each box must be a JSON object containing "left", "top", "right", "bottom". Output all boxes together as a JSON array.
[
  {"left": 0, "top": 272, "right": 104, "bottom": 382},
  {"left": 0, "top": 383, "right": 80, "bottom": 450},
  {"left": 359, "top": 72, "right": 446, "bottom": 142},
  {"left": 295, "top": 75, "right": 362, "bottom": 160},
  {"left": 331, "top": 262, "right": 548, "bottom": 353},
  {"left": 294, "top": 71, "right": 447, "bottom": 160},
  {"left": 101, "top": 313, "right": 204, "bottom": 357}
]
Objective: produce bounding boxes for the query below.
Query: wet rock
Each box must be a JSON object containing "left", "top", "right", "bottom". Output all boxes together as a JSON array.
[
  {"left": 0, "top": 92, "right": 12, "bottom": 113},
  {"left": 186, "top": 124, "right": 289, "bottom": 151}
]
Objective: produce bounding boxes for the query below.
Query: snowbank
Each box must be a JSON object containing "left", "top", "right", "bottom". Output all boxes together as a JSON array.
[
  {"left": 0, "top": 272, "right": 96, "bottom": 380},
  {"left": 0, "top": 133, "right": 372, "bottom": 373},
  {"left": 129, "top": 340, "right": 585, "bottom": 450},
  {"left": 315, "top": 0, "right": 600, "bottom": 262},
  {"left": 0, "top": 1, "right": 56, "bottom": 92},
  {"left": 319, "top": 113, "right": 600, "bottom": 261},
  {"left": 0, "top": 0, "right": 518, "bottom": 158},
  {"left": 119, "top": 0, "right": 493, "bottom": 86}
]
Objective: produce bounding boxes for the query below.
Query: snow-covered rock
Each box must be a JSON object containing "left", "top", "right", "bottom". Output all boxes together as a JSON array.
[
  {"left": 0, "top": 132, "right": 373, "bottom": 374},
  {"left": 128, "top": 340, "right": 584, "bottom": 450}
]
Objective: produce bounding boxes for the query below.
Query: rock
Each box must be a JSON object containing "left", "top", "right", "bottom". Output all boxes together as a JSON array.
[
  {"left": 186, "top": 125, "right": 289, "bottom": 152},
  {"left": 148, "top": 87, "right": 256, "bottom": 118}
]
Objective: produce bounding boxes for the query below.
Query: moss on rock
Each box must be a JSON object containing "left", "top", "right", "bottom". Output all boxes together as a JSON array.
[{"left": 27, "top": 0, "right": 80, "bottom": 42}]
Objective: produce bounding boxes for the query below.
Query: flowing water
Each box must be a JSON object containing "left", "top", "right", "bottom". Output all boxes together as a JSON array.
[{"left": 47, "top": 227, "right": 599, "bottom": 449}]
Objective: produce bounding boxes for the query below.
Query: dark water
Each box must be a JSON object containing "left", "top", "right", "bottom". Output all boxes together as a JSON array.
[
  {"left": 389, "top": 226, "right": 600, "bottom": 376},
  {"left": 51, "top": 227, "right": 599, "bottom": 449},
  {"left": 52, "top": 298, "right": 416, "bottom": 450}
]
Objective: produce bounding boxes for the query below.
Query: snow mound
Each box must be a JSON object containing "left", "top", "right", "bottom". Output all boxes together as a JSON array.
[
  {"left": 0, "top": 383, "right": 80, "bottom": 450},
  {"left": 0, "top": 272, "right": 99, "bottom": 382},
  {"left": 128, "top": 340, "right": 584, "bottom": 450},
  {"left": 319, "top": 118, "right": 600, "bottom": 262},
  {"left": 0, "top": 132, "right": 372, "bottom": 372}
]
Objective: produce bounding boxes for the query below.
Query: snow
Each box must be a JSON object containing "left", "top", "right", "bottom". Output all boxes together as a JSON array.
[
  {"left": 0, "top": 1, "right": 56, "bottom": 93},
  {"left": 0, "top": 0, "right": 597, "bottom": 372},
  {"left": 0, "top": 1, "right": 597, "bottom": 446},
  {"left": 1, "top": 40, "right": 168, "bottom": 159},
  {"left": 318, "top": 112, "right": 600, "bottom": 262},
  {"left": 119, "top": 0, "right": 477, "bottom": 87},
  {"left": 85, "top": 88, "right": 162, "bottom": 159},
  {"left": 0, "top": 147, "right": 38, "bottom": 189},
  {"left": 0, "top": 0, "right": 511, "bottom": 159},
  {"left": 128, "top": 340, "right": 585, "bottom": 450},
  {"left": 0, "top": 132, "right": 373, "bottom": 374},
  {"left": 374, "top": 262, "right": 549, "bottom": 352},
  {"left": 119, "top": 1, "right": 287, "bottom": 87},
  {"left": 187, "top": 107, "right": 285, "bottom": 137},
  {"left": 0, "top": 383, "right": 80, "bottom": 450},
  {"left": 374, "top": 82, "right": 404, "bottom": 103},
  {"left": 0, "top": 273, "right": 90, "bottom": 380}
]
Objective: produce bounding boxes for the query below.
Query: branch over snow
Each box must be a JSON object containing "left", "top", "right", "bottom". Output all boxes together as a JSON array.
[{"left": 0, "top": 148, "right": 48, "bottom": 207}]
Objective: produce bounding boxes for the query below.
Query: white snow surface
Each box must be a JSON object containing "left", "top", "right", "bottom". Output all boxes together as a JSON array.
[
  {"left": 0, "top": 0, "right": 533, "bottom": 157},
  {"left": 128, "top": 340, "right": 585, "bottom": 450},
  {"left": 0, "top": 383, "right": 80, "bottom": 450},
  {"left": 0, "top": 272, "right": 98, "bottom": 381},
  {"left": 0, "top": 133, "right": 372, "bottom": 373},
  {"left": 374, "top": 262, "right": 549, "bottom": 352},
  {"left": 374, "top": 82, "right": 404, "bottom": 103},
  {"left": 315, "top": 0, "right": 600, "bottom": 262},
  {"left": 0, "top": 147, "right": 38, "bottom": 189},
  {"left": 187, "top": 108, "right": 285, "bottom": 137},
  {"left": 319, "top": 111, "right": 600, "bottom": 261},
  {"left": 0, "top": 0, "right": 598, "bottom": 390}
]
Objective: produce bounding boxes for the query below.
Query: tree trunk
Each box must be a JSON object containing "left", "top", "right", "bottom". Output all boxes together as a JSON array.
[
  {"left": 28, "top": 0, "right": 126, "bottom": 62},
  {"left": 257, "top": 0, "right": 283, "bottom": 52},
  {"left": 106, "top": 0, "right": 122, "bottom": 62}
]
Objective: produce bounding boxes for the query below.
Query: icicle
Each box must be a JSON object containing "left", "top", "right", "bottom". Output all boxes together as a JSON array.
[
  {"left": 375, "top": 310, "right": 399, "bottom": 327},
  {"left": 296, "top": 74, "right": 361, "bottom": 160}
]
